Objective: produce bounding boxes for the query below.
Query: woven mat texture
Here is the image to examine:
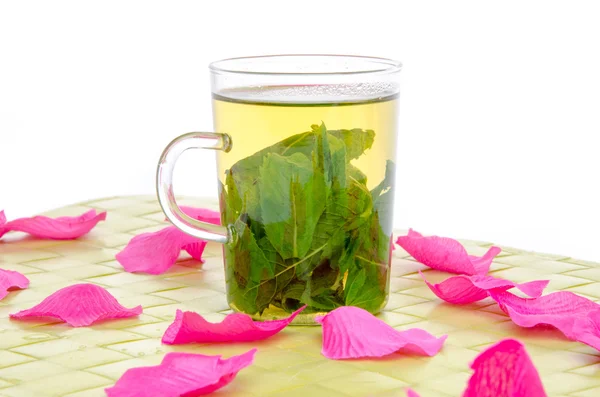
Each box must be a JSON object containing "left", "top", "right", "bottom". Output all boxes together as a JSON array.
[{"left": 0, "top": 196, "right": 599, "bottom": 397}]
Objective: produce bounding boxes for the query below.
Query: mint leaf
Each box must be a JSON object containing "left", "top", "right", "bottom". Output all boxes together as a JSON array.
[
  {"left": 302, "top": 289, "right": 344, "bottom": 311},
  {"left": 218, "top": 181, "right": 228, "bottom": 225},
  {"left": 348, "top": 164, "right": 368, "bottom": 185},
  {"left": 338, "top": 229, "right": 363, "bottom": 274},
  {"left": 281, "top": 281, "right": 305, "bottom": 311},
  {"left": 371, "top": 160, "right": 395, "bottom": 236},
  {"left": 371, "top": 159, "right": 395, "bottom": 200},
  {"left": 311, "top": 123, "right": 347, "bottom": 190},
  {"left": 225, "top": 219, "right": 276, "bottom": 314},
  {"left": 228, "top": 159, "right": 262, "bottom": 224},
  {"left": 295, "top": 171, "right": 371, "bottom": 280},
  {"left": 361, "top": 211, "right": 392, "bottom": 267},
  {"left": 328, "top": 128, "right": 375, "bottom": 160},
  {"left": 259, "top": 152, "right": 327, "bottom": 259},
  {"left": 344, "top": 265, "right": 385, "bottom": 312},
  {"left": 223, "top": 171, "right": 241, "bottom": 225},
  {"left": 300, "top": 260, "right": 344, "bottom": 311}
]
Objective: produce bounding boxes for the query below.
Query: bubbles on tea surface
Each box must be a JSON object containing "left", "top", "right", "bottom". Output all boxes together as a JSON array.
[{"left": 216, "top": 83, "right": 399, "bottom": 105}]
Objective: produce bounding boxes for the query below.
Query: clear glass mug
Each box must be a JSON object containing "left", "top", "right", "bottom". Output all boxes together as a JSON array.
[{"left": 157, "top": 55, "right": 401, "bottom": 324}]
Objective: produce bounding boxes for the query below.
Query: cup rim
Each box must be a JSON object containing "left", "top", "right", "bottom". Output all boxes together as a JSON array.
[{"left": 209, "top": 54, "right": 402, "bottom": 76}]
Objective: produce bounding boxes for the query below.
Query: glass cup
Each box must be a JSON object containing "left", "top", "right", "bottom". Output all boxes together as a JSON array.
[{"left": 157, "top": 55, "right": 401, "bottom": 324}]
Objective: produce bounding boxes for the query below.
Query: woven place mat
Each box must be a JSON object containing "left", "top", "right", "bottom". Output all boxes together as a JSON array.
[{"left": 0, "top": 196, "right": 599, "bottom": 397}]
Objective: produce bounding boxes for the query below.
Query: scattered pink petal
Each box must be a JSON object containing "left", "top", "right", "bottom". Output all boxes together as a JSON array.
[
  {"left": 180, "top": 206, "right": 221, "bottom": 225},
  {"left": 490, "top": 290, "right": 600, "bottom": 340},
  {"left": 116, "top": 226, "right": 204, "bottom": 274},
  {"left": 105, "top": 348, "right": 256, "bottom": 397},
  {"left": 117, "top": 207, "right": 220, "bottom": 274},
  {"left": 396, "top": 229, "right": 501, "bottom": 275},
  {"left": 572, "top": 310, "right": 600, "bottom": 351},
  {"left": 406, "top": 388, "right": 421, "bottom": 397},
  {"left": 0, "top": 269, "right": 29, "bottom": 300},
  {"left": 182, "top": 240, "right": 208, "bottom": 262},
  {"left": 0, "top": 209, "right": 106, "bottom": 240},
  {"left": 315, "top": 306, "right": 447, "bottom": 359},
  {"left": 163, "top": 306, "right": 306, "bottom": 344},
  {"left": 0, "top": 210, "right": 6, "bottom": 226},
  {"left": 10, "top": 283, "right": 142, "bottom": 327},
  {"left": 421, "top": 271, "right": 549, "bottom": 304},
  {"left": 463, "top": 338, "right": 547, "bottom": 397},
  {"left": 178, "top": 207, "right": 221, "bottom": 261}
]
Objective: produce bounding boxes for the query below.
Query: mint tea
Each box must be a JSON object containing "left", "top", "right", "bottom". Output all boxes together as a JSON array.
[{"left": 213, "top": 86, "right": 398, "bottom": 323}]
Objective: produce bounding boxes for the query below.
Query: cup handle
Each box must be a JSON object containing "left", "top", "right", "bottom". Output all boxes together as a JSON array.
[{"left": 156, "top": 132, "right": 232, "bottom": 244}]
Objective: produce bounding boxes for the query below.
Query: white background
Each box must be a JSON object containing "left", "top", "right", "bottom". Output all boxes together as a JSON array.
[{"left": 1, "top": 1, "right": 599, "bottom": 261}]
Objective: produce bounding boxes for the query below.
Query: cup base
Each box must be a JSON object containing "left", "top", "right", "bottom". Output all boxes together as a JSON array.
[{"left": 229, "top": 302, "right": 385, "bottom": 325}]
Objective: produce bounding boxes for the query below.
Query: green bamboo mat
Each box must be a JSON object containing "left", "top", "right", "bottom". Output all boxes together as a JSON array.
[{"left": 0, "top": 196, "right": 599, "bottom": 397}]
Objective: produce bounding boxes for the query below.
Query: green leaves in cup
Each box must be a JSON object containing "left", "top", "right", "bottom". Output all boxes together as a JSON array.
[
  {"left": 259, "top": 152, "right": 327, "bottom": 259},
  {"left": 222, "top": 122, "right": 395, "bottom": 316}
]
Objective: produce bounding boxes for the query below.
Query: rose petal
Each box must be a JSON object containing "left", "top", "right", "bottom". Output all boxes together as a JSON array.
[
  {"left": 165, "top": 206, "right": 221, "bottom": 228},
  {"left": 315, "top": 306, "right": 447, "bottom": 359},
  {"left": 105, "top": 348, "right": 256, "bottom": 397},
  {"left": 489, "top": 290, "right": 600, "bottom": 340},
  {"left": 0, "top": 269, "right": 29, "bottom": 300},
  {"left": 180, "top": 206, "right": 221, "bottom": 225},
  {"left": 10, "top": 283, "right": 142, "bottom": 327},
  {"left": 116, "top": 226, "right": 205, "bottom": 274},
  {"left": 163, "top": 306, "right": 305, "bottom": 344},
  {"left": 406, "top": 388, "right": 421, "bottom": 397},
  {"left": 182, "top": 240, "right": 208, "bottom": 261},
  {"left": 572, "top": 310, "right": 600, "bottom": 351},
  {"left": 396, "top": 229, "right": 501, "bottom": 275},
  {"left": 463, "top": 338, "right": 547, "bottom": 397},
  {"left": 179, "top": 207, "right": 220, "bottom": 261},
  {"left": 117, "top": 207, "right": 220, "bottom": 274},
  {"left": 0, "top": 209, "right": 106, "bottom": 239},
  {"left": 421, "top": 271, "right": 549, "bottom": 304}
]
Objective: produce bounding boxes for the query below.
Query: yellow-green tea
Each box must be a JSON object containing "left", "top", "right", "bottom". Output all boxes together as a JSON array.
[{"left": 213, "top": 87, "right": 398, "bottom": 323}]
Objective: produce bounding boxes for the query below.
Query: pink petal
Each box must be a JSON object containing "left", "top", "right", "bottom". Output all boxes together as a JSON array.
[
  {"left": 463, "top": 338, "right": 547, "bottom": 397},
  {"left": 406, "top": 388, "right": 421, "bottom": 397},
  {"left": 0, "top": 209, "right": 106, "bottom": 239},
  {"left": 180, "top": 206, "right": 221, "bottom": 225},
  {"left": 572, "top": 310, "right": 600, "bottom": 351},
  {"left": 0, "top": 269, "right": 29, "bottom": 300},
  {"left": 315, "top": 306, "right": 447, "bottom": 359},
  {"left": 396, "top": 229, "right": 501, "bottom": 275},
  {"left": 10, "top": 283, "right": 142, "bottom": 327},
  {"left": 421, "top": 272, "right": 549, "bottom": 304},
  {"left": 116, "top": 226, "right": 205, "bottom": 274},
  {"left": 0, "top": 210, "right": 6, "bottom": 226},
  {"left": 105, "top": 349, "right": 256, "bottom": 397},
  {"left": 162, "top": 306, "right": 306, "bottom": 344},
  {"left": 178, "top": 207, "right": 220, "bottom": 261},
  {"left": 489, "top": 290, "right": 600, "bottom": 340},
  {"left": 182, "top": 240, "right": 208, "bottom": 261}
]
